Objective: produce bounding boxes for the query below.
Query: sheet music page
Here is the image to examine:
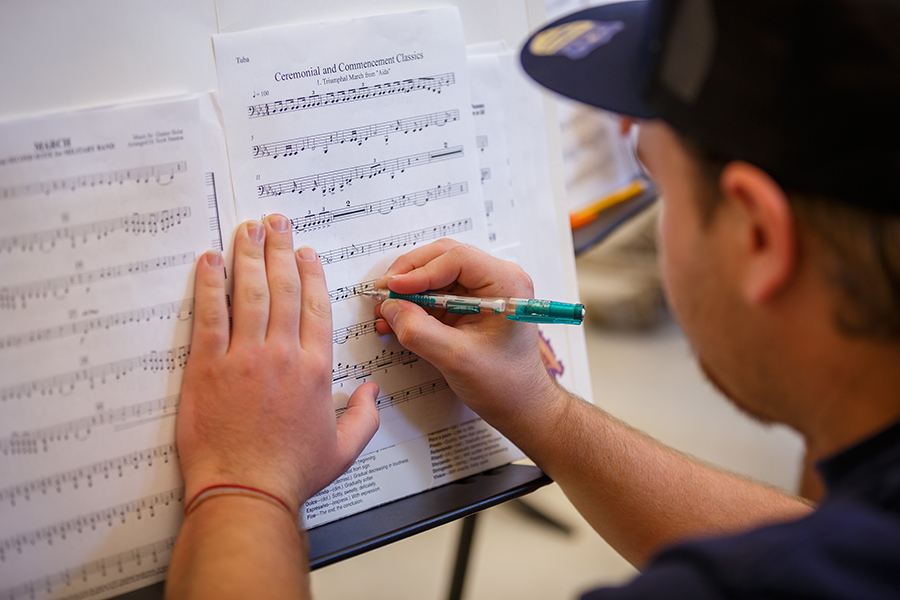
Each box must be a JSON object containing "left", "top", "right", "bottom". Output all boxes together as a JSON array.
[
  {"left": 468, "top": 53, "right": 519, "bottom": 255},
  {"left": 0, "top": 96, "right": 218, "bottom": 600},
  {"left": 213, "top": 8, "right": 523, "bottom": 528}
]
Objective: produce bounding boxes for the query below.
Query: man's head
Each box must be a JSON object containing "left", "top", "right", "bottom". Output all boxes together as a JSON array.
[{"left": 521, "top": 0, "right": 900, "bottom": 452}]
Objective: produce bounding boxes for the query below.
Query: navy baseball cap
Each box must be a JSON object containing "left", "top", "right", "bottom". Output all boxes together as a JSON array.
[{"left": 521, "top": 0, "right": 900, "bottom": 213}]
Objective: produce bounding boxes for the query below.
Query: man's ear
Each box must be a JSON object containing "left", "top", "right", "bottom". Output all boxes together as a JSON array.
[{"left": 719, "top": 162, "right": 798, "bottom": 304}]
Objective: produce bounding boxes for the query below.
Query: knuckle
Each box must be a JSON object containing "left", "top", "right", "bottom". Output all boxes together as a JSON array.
[
  {"left": 304, "top": 294, "right": 331, "bottom": 321},
  {"left": 267, "top": 232, "right": 295, "bottom": 251},
  {"left": 308, "top": 358, "right": 332, "bottom": 383},
  {"left": 512, "top": 265, "right": 535, "bottom": 295},
  {"left": 196, "top": 306, "right": 227, "bottom": 331},
  {"left": 448, "top": 243, "right": 475, "bottom": 262},
  {"left": 394, "top": 314, "right": 422, "bottom": 350},
  {"left": 237, "top": 238, "right": 265, "bottom": 260},
  {"left": 240, "top": 283, "right": 269, "bottom": 306},
  {"left": 268, "top": 341, "right": 300, "bottom": 369},
  {"left": 271, "top": 275, "right": 301, "bottom": 299}
]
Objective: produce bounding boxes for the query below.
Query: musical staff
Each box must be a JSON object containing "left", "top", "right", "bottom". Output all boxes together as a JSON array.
[
  {"left": 257, "top": 146, "right": 464, "bottom": 197},
  {"left": 329, "top": 279, "right": 376, "bottom": 304},
  {"left": 333, "top": 319, "right": 379, "bottom": 345},
  {"left": 0, "top": 161, "right": 187, "bottom": 201},
  {"left": 0, "top": 253, "right": 195, "bottom": 310},
  {"left": 290, "top": 182, "right": 468, "bottom": 234},
  {"left": 0, "top": 207, "right": 191, "bottom": 254},
  {"left": 318, "top": 219, "right": 472, "bottom": 266},
  {"left": 0, "top": 536, "right": 177, "bottom": 600},
  {"left": 480, "top": 168, "right": 491, "bottom": 182},
  {"left": 476, "top": 135, "right": 488, "bottom": 151},
  {"left": 0, "top": 346, "right": 190, "bottom": 401},
  {"left": 0, "top": 300, "right": 193, "bottom": 351},
  {"left": 0, "top": 443, "right": 177, "bottom": 506},
  {"left": 0, "top": 394, "right": 180, "bottom": 456},
  {"left": 205, "top": 172, "right": 224, "bottom": 252},
  {"left": 332, "top": 349, "right": 418, "bottom": 383},
  {"left": 253, "top": 110, "right": 459, "bottom": 159},
  {"left": 0, "top": 488, "right": 183, "bottom": 562},
  {"left": 335, "top": 378, "right": 450, "bottom": 417},
  {"left": 247, "top": 73, "right": 456, "bottom": 119}
]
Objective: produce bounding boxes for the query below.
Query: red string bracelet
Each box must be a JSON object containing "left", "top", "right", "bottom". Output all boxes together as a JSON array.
[{"left": 184, "top": 484, "right": 294, "bottom": 517}]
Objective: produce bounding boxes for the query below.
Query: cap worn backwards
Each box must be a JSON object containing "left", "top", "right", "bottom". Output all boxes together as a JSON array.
[{"left": 521, "top": 0, "right": 900, "bottom": 213}]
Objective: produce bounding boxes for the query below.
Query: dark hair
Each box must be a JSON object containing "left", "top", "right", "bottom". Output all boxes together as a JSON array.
[{"left": 687, "top": 142, "right": 900, "bottom": 340}]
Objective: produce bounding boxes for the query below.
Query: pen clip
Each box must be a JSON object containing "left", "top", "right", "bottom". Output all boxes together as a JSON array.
[{"left": 506, "top": 315, "right": 583, "bottom": 325}]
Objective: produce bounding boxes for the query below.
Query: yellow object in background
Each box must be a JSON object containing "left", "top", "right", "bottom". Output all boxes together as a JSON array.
[{"left": 569, "top": 179, "right": 647, "bottom": 229}]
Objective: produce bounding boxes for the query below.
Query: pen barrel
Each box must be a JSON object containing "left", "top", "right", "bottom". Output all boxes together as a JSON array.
[{"left": 506, "top": 298, "right": 585, "bottom": 325}]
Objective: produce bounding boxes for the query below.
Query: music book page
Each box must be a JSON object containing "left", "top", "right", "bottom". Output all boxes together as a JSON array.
[
  {"left": 213, "top": 7, "right": 524, "bottom": 528},
  {"left": 0, "top": 95, "right": 236, "bottom": 600}
]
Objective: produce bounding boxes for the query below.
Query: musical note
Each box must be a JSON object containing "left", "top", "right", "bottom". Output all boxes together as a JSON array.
[
  {"left": 328, "top": 279, "right": 376, "bottom": 304},
  {"left": 257, "top": 146, "right": 464, "bottom": 198},
  {"left": 480, "top": 168, "right": 491, "bottom": 183},
  {"left": 0, "top": 252, "right": 195, "bottom": 310},
  {"left": 335, "top": 378, "right": 450, "bottom": 417},
  {"left": 247, "top": 73, "right": 456, "bottom": 119},
  {"left": 332, "top": 349, "right": 418, "bottom": 383},
  {"left": 0, "top": 207, "right": 192, "bottom": 254},
  {"left": 0, "top": 299, "right": 194, "bottom": 351},
  {"left": 0, "top": 346, "right": 190, "bottom": 401},
  {"left": 318, "top": 219, "right": 472, "bottom": 266},
  {"left": 476, "top": 135, "right": 488, "bottom": 151},
  {"left": 0, "top": 395, "right": 180, "bottom": 456},
  {"left": 252, "top": 110, "right": 460, "bottom": 159},
  {"left": 333, "top": 319, "right": 379, "bottom": 345},
  {"left": 0, "top": 536, "right": 177, "bottom": 600},
  {"left": 290, "top": 182, "right": 468, "bottom": 234},
  {"left": 0, "top": 443, "right": 177, "bottom": 505},
  {"left": 0, "top": 161, "right": 188, "bottom": 201},
  {"left": 0, "top": 488, "right": 183, "bottom": 562}
]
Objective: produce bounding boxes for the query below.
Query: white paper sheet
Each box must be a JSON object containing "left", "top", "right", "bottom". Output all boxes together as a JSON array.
[
  {"left": 213, "top": 8, "right": 523, "bottom": 528},
  {"left": 468, "top": 49, "right": 592, "bottom": 399},
  {"left": 0, "top": 94, "right": 235, "bottom": 600},
  {"left": 468, "top": 54, "right": 519, "bottom": 254}
]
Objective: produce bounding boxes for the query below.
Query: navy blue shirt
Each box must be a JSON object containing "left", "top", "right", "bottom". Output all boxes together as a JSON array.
[{"left": 582, "top": 420, "right": 900, "bottom": 599}]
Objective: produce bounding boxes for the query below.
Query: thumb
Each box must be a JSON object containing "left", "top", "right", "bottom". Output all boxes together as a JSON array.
[
  {"left": 380, "top": 299, "right": 464, "bottom": 362},
  {"left": 334, "top": 382, "right": 380, "bottom": 468}
]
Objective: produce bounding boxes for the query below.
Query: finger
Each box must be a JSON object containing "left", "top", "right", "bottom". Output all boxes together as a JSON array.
[
  {"left": 377, "top": 238, "right": 463, "bottom": 287},
  {"left": 388, "top": 244, "right": 534, "bottom": 299},
  {"left": 231, "top": 220, "right": 269, "bottom": 344},
  {"left": 189, "top": 250, "right": 229, "bottom": 360},
  {"left": 263, "top": 214, "right": 301, "bottom": 343},
  {"left": 334, "top": 382, "right": 381, "bottom": 468},
  {"left": 379, "top": 299, "right": 466, "bottom": 362},
  {"left": 295, "top": 246, "right": 332, "bottom": 351}
]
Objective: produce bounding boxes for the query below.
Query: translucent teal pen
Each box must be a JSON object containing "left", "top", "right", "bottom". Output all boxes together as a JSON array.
[{"left": 362, "top": 289, "right": 585, "bottom": 325}]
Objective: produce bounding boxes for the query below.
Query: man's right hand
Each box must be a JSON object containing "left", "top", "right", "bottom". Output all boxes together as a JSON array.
[{"left": 373, "top": 238, "right": 564, "bottom": 430}]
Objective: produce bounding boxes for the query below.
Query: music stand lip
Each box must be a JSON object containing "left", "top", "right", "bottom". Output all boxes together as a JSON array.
[
  {"left": 308, "top": 463, "right": 552, "bottom": 570},
  {"left": 109, "top": 464, "right": 550, "bottom": 599}
]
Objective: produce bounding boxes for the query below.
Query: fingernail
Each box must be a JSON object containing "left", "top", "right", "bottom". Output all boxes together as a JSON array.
[
  {"left": 268, "top": 214, "right": 289, "bottom": 232},
  {"left": 205, "top": 250, "right": 223, "bottom": 268},
  {"left": 381, "top": 299, "right": 401, "bottom": 323},
  {"left": 247, "top": 220, "right": 264, "bottom": 242},
  {"left": 297, "top": 246, "right": 318, "bottom": 262}
]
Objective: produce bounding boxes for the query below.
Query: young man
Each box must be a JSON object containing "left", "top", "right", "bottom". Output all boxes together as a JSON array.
[{"left": 166, "top": 0, "right": 900, "bottom": 598}]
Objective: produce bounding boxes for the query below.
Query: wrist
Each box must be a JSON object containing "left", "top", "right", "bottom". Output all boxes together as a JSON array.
[
  {"left": 182, "top": 470, "right": 303, "bottom": 517},
  {"left": 185, "top": 484, "right": 296, "bottom": 519},
  {"left": 184, "top": 490, "right": 301, "bottom": 529}
]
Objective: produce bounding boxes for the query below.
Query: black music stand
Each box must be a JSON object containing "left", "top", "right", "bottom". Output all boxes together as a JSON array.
[{"left": 113, "top": 463, "right": 551, "bottom": 600}]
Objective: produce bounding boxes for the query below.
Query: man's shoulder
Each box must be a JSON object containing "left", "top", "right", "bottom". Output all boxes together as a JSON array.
[{"left": 581, "top": 500, "right": 900, "bottom": 600}]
